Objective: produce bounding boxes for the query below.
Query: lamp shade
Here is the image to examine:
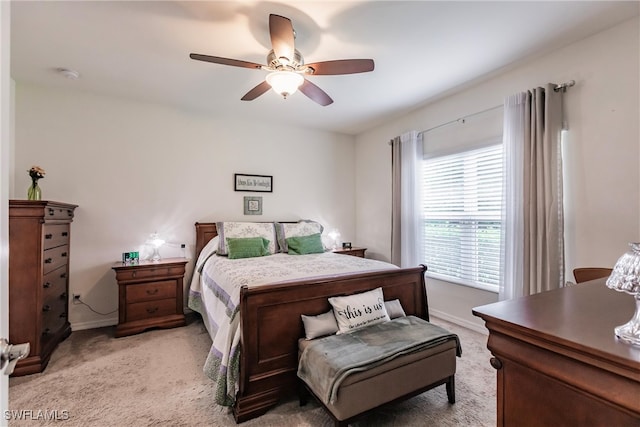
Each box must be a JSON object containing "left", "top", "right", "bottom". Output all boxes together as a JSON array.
[
  {"left": 605, "top": 242, "right": 640, "bottom": 345},
  {"left": 146, "top": 232, "right": 165, "bottom": 261},
  {"left": 266, "top": 71, "right": 304, "bottom": 98},
  {"left": 606, "top": 242, "right": 640, "bottom": 295}
]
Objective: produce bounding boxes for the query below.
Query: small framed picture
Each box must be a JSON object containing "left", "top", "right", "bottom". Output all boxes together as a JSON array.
[
  {"left": 342, "top": 242, "right": 352, "bottom": 249},
  {"left": 244, "top": 196, "right": 263, "bottom": 215},
  {"left": 235, "top": 174, "right": 273, "bottom": 192}
]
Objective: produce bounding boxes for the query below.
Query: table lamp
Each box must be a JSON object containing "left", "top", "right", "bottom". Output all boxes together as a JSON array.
[
  {"left": 147, "top": 232, "right": 165, "bottom": 262},
  {"left": 605, "top": 242, "right": 640, "bottom": 345}
]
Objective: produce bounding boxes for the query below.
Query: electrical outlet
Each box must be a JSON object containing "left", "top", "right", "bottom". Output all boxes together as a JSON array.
[{"left": 73, "top": 293, "right": 81, "bottom": 304}]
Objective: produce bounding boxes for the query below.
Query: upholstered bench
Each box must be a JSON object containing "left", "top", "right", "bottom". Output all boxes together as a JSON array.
[{"left": 297, "top": 316, "right": 460, "bottom": 427}]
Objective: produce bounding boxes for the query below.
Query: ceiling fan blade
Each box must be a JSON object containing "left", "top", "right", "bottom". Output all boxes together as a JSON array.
[
  {"left": 299, "top": 79, "right": 333, "bottom": 106},
  {"left": 269, "top": 14, "right": 295, "bottom": 63},
  {"left": 190, "top": 53, "right": 263, "bottom": 70},
  {"left": 305, "top": 59, "right": 375, "bottom": 75},
  {"left": 241, "top": 81, "right": 272, "bottom": 101}
]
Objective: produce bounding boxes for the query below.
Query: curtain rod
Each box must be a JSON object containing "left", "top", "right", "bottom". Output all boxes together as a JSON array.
[
  {"left": 417, "top": 104, "right": 503, "bottom": 137},
  {"left": 554, "top": 79, "right": 575, "bottom": 92},
  {"left": 413, "top": 80, "right": 575, "bottom": 137}
]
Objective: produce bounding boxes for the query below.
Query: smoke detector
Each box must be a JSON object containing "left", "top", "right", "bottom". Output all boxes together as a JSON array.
[{"left": 56, "top": 68, "right": 80, "bottom": 80}]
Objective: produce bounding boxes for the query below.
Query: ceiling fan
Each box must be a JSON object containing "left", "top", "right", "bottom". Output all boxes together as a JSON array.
[{"left": 190, "top": 14, "right": 375, "bottom": 106}]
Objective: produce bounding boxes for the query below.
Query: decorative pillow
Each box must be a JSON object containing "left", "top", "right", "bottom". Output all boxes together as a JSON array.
[
  {"left": 384, "top": 299, "right": 406, "bottom": 319},
  {"left": 216, "top": 222, "right": 277, "bottom": 255},
  {"left": 328, "top": 287, "right": 390, "bottom": 334},
  {"left": 275, "top": 220, "right": 324, "bottom": 253},
  {"left": 301, "top": 310, "right": 339, "bottom": 340},
  {"left": 195, "top": 236, "right": 219, "bottom": 273},
  {"left": 286, "top": 233, "right": 324, "bottom": 255},
  {"left": 226, "top": 237, "right": 270, "bottom": 260}
]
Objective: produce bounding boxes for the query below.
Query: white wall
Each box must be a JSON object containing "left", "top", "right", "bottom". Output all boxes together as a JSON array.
[
  {"left": 13, "top": 85, "right": 356, "bottom": 330},
  {"left": 355, "top": 17, "right": 640, "bottom": 331}
]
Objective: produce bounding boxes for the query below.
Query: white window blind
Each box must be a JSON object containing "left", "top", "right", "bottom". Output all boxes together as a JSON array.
[{"left": 421, "top": 143, "right": 503, "bottom": 291}]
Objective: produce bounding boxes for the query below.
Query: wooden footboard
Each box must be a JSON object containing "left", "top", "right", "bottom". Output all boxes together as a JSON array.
[
  {"left": 193, "top": 223, "right": 428, "bottom": 423},
  {"left": 234, "top": 266, "right": 428, "bottom": 422}
]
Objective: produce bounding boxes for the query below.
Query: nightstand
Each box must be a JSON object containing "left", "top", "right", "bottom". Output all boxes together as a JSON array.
[
  {"left": 332, "top": 247, "right": 367, "bottom": 258},
  {"left": 112, "top": 258, "right": 187, "bottom": 337}
]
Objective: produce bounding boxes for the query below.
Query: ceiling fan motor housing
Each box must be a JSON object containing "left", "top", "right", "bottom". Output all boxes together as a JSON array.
[{"left": 267, "top": 49, "right": 304, "bottom": 71}]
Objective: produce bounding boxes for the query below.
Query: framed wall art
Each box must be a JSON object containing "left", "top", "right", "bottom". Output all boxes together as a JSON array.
[
  {"left": 244, "top": 196, "right": 263, "bottom": 215},
  {"left": 234, "top": 174, "right": 273, "bottom": 192}
]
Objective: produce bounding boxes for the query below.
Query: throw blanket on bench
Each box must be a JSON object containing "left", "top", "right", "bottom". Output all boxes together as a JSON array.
[{"left": 297, "top": 315, "right": 462, "bottom": 404}]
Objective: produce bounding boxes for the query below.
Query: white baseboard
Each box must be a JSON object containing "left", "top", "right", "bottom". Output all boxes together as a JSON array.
[
  {"left": 71, "top": 317, "right": 117, "bottom": 331},
  {"left": 429, "top": 309, "right": 489, "bottom": 335}
]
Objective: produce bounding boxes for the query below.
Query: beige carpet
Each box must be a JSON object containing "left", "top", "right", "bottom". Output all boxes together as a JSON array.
[{"left": 9, "top": 316, "right": 496, "bottom": 426}]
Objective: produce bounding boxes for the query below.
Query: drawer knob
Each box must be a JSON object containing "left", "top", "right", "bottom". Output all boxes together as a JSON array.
[
  {"left": 490, "top": 357, "right": 503, "bottom": 370},
  {"left": 60, "top": 312, "right": 67, "bottom": 319},
  {"left": 42, "top": 305, "right": 51, "bottom": 312},
  {"left": 42, "top": 328, "right": 51, "bottom": 336},
  {"left": 45, "top": 233, "right": 53, "bottom": 239},
  {"left": 67, "top": 210, "right": 73, "bottom": 216},
  {"left": 146, "top": 289, "right": 159, "bottom": 295},
  {"left": 146, "top": 307, "right": 158, "bottom": 314},
  {"left": 44, "top": 258, "right": 53, "bottom": 264},
  {"left": 43, "top": 282, "right": 51, "bottom": 289},
  {"left": 132, "top": 271, "right": 137, "bottom": 278},
  {"left": 48, "top": 208, "right": 54, "bottom": 216},
  {"left": 62, "top": 232, "right": 69, "bottom": 237},
  {"left": 60, "top": 292, "right": 67, "bottom": 300},
  {"left": 60, "top": 272, "right": 67, "bottom": 279},
  {"left": 61, "top": 252, "right": 68, "bottom": 257}
]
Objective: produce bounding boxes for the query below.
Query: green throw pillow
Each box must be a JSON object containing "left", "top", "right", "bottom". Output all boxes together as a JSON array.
[
  {"left": 286, "top": 233, "right": 324, "bottom": 255},
  {"left": 226, "top": 237, "right": 270, "bottom": 259}
]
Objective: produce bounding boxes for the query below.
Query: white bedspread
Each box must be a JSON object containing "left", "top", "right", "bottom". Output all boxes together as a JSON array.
[{"left": 188, "top": 247, "right": 398, "bottom": 406}]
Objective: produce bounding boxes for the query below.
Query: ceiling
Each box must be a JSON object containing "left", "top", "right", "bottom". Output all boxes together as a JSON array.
[{"left": 10, "top": 1, "right": 639, "bottom": 135}]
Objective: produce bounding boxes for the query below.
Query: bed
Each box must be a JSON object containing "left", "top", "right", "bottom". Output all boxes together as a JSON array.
[{"left": 188, "top": 221, "right": 429, "bottom": 423}]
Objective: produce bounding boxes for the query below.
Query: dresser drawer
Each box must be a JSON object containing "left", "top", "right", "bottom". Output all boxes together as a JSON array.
[
  {"left": 42, "top": 265, "right": 68, "bottom": 298},
  {"left": 126, "top": 280, "right": 176, "bottom": 303},
  {"left": 43, "top": 245, "right": 69, "bottom": 275},
  {"left": 43, "top": 224, "right": 70, "bottom": 250},
  {"left": 126, "top": 298, "right": 176, "bottom": 322},
  {"left": 115, "top": 265, "right": 185, "bottom": 282},
  {"left": 44, "top": 205, "right": 75, "bottom": 221},
  {"left": 41, "top": 300, "right": 67, "bottom": 343},
  {"left": 43, "top": 268, "right": 68, "bottom": 305}
]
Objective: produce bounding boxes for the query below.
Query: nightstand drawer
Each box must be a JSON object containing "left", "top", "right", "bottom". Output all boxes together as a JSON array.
[
  {"left": 115, "top": 265, "right": 185, "bottom": 282},
  {"left": 43, "top": 224, "right": 70, "bottom": 250},
  {"left": 126, "top": 280, "right": 176, "bottom": 303},
  {"left": 42, "top": 245, "right": 70, "bottom": 275},
  {"left": 126, "top": 298, "right": 176, "bottom": 322}
]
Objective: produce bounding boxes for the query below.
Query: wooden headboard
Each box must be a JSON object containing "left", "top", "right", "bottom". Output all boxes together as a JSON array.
[{"left": 195, "top": 222, "right": 218, "bottom": 260}]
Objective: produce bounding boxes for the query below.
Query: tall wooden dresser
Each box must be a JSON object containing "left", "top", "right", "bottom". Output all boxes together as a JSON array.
[{"left": 9, "top": 200, "right": 77, "bottom": 376}]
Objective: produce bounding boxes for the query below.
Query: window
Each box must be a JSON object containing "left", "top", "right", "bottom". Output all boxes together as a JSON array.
[{"left": 421, "top": 142, "right": 503, "bottom": 292}]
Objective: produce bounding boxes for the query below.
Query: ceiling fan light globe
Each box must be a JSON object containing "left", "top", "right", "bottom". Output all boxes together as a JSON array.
[{"left": 266, "top": 71, "right": 304, "bottom": 98}]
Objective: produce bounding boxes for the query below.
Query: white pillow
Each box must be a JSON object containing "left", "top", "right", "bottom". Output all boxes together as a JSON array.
[
  {"left": 276, "top": 220, "right": 324, "bottom": 253},
  {"left": 384, "top": 299, "right": 406, "bottom": 319},
  {"left": 216, "top": 222, "right": 277, "bottom": 255},
  {"left": 195, "top": 236, "right": 219, "bottom": 273},
  {"left": 301, "top": 310, "right": 339, "bottom": 340},
  {"left": 328, "top": 287, "right": 390, "bottom": 334}
]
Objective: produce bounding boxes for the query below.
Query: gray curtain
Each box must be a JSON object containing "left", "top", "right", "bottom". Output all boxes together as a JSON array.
[
  {"left": 523, "top": 84, "right": 564, "bottom": 294},
  {"left": 391, "top": 136, "right": 402, "bottom": 266}
]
